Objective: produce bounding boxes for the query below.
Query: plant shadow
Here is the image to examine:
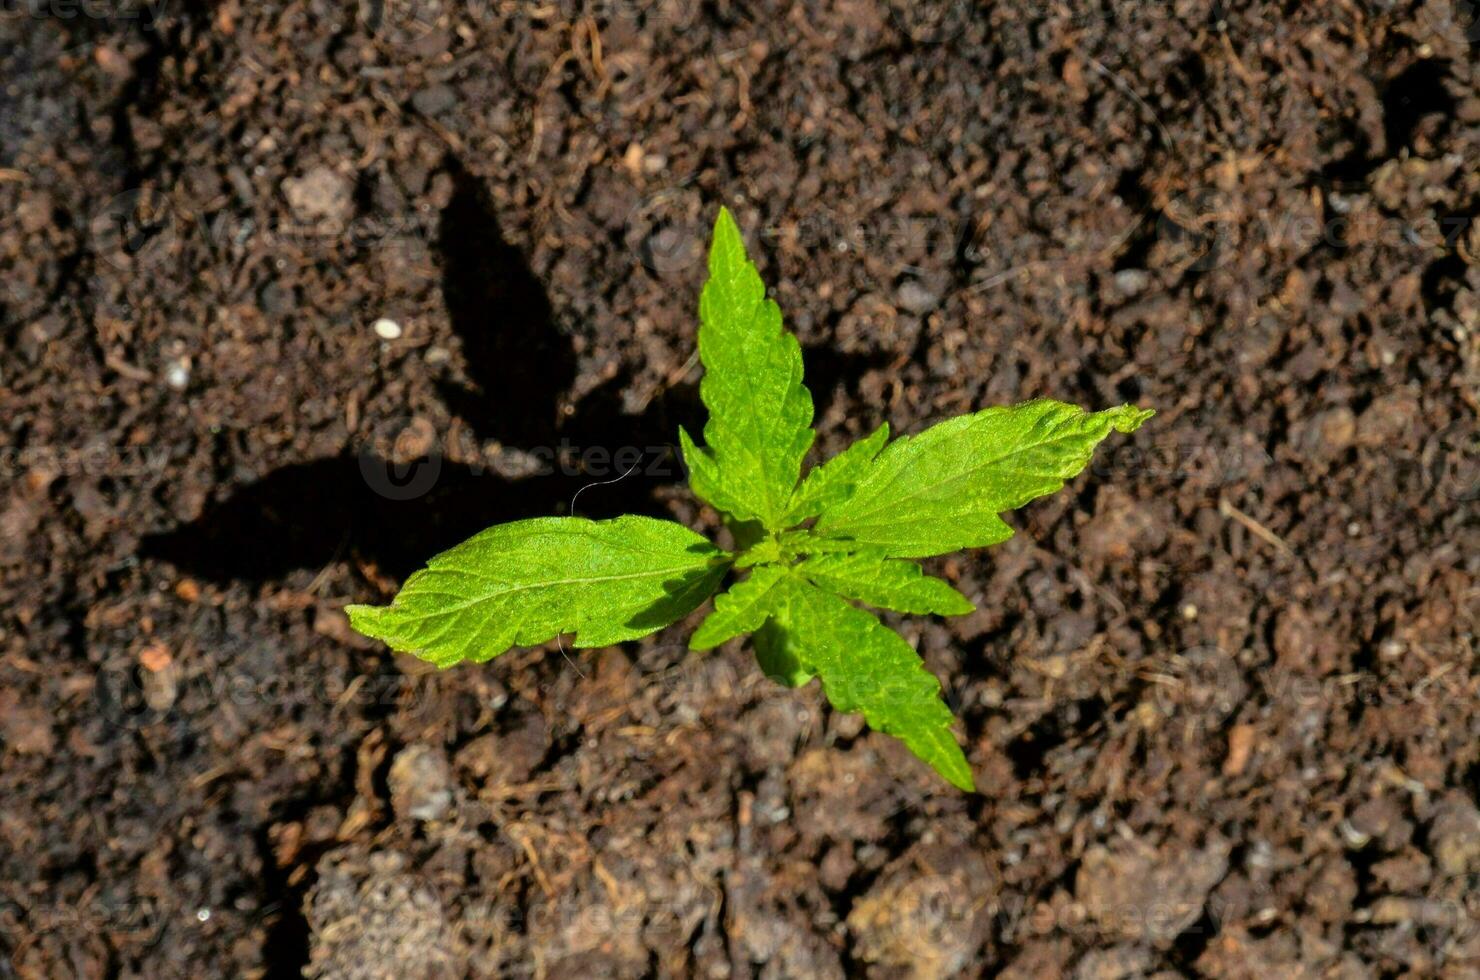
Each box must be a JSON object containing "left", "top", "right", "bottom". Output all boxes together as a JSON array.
[
  {"left": 143, "top": 158, "right": 697, "bottom": 583},
  {"left": 434, "top": 158, "right": 574, "bottom": 446},
  {"left": 142, "top": 169, "right": 893, "bottom": 585}
]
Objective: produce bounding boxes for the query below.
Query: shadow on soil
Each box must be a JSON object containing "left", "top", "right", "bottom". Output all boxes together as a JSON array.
[{"left": 142, "top": 164, "right": 886, "bottom": 582}]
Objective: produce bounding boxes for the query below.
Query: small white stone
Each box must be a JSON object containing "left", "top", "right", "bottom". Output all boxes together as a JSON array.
[
  {"left": 196, "top": 908, "right": 211, "bottom": 922},
  {"left": 373, "top": 318, "right": 403, "bottom": 340},
  {"left": 164, "top": 359, "right": 191, "bottom": 390},
  {"left": 1339, "top": 819, "right": 1371, "bottom": 849}
]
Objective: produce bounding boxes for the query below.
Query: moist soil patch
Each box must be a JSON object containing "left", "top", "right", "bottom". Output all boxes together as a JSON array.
[{"left": 2, "top": 2, "right": 1478, "bottom": 976}]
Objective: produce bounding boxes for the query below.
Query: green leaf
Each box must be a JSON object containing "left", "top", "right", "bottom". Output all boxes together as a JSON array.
[
  {"left": 732, "top": 535, "right": 784, "bottom": 568},
  {"left": 735, "top": 528, "right": 855, "bottom": 568},
  {"left": 752, "top": 618, "right": 813, "bottom": 688},
  {"left": 346, "top": 209, "right": 1155, "bottom": 797},
  {"left": 770, "top": 576, "right": 974, "bottom": 790},
  {"left": 678, "top": 426, "right": 753, "bottom": 521},
  {"left": 686, "top": 207, "right": 815, "bottom": 528},
  {"left": 690, "top": 564, "right": 790, "bottom": 650},
  {"left": 796, "top": 552, "right": 974, "bottom": 616},
  {"left": 813, "top": 399, "right": 1153, "bottom": 557},
  {"left": 784, "top": 423, "right": 890, "bottom": 524},
  {"left": 346, "top": 516, "right": 728, "bottom": 668}
]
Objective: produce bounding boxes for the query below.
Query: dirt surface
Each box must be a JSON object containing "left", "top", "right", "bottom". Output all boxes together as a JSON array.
[{"left": 2, "top": 1, "right": 1479, "bottom": 977}]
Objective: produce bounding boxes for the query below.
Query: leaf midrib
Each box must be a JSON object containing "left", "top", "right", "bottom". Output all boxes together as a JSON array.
[{"left": 396, "top": 562, "right": 717, "bottom": 623}]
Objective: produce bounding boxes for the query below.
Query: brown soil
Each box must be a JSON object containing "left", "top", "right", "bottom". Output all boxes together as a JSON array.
[{"left": 2, "top": 1, "right": 1478, "bottom": 977}]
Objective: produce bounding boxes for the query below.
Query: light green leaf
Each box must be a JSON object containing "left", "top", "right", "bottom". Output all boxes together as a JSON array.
[
  {"left": 732, "top": 535, "right": 784, "bottom": 568},
  {"left": 813, "top": 399, "right": 1153, "bottom": 557},
  {"left": 346, "top": 516, "right": 728, "bottom": 668},
  {"left": 678, "top": 426, "right": 754, "bottom": 521},
  {"left": 687, "top": 207, "right": 815, "bottom": 528},
  {"left": 752, "top": 618, "right": 813, "bottom": 688},
  {"left": 735, "top": 528, "right": 855, "bottom": 568},
  {"left": 770, "top": 577, "right": 974, "bottom": 791},
  {"left": 690, "top": 564, "right": 790, "bottom": 650},
  {"left": 785, "top": 423, "right": 890, "bottom": 524},
  {"left": 796, "top": 552, "right": 974, "bottom": 616}
]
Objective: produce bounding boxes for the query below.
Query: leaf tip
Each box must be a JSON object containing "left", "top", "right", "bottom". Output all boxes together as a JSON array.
[
  {"left": 932, "top": 743, "right": 977, "bottom": 792},
  {"left": 344, "top": 603, "right": 384, "bottom": 639},
  {"left": 711, "top": 206, "right": 744, "bottom": 257},
  {"left": 1113, "top": 405, "right": 1156, "bottom": 433},
  {"left": 949, "top": 767, "right": 978, "bottom": 793},
  {"left": 688, "top": 612, "right": 726, "bottom": 651},
  {"left": 944, "top": 596, "right": 977, "bottom": 617}
]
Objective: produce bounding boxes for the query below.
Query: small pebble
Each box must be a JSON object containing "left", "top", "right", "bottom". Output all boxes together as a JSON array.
[
  {"left": 1340, "top": 819, "right": 1372, "bottom": 849},
  {"left": 388, "top": 745, "right": 454, "bottom": 823},
  {"left": 410, "top": 84, "right": 457, "bottom": 117},
  {"left": 139, "top": 643, "right": 172, "bottom": 673},
  {"left": 1180, "top": 603, "right": 1198, "bottom": 621},
  {"left": 895, "top": 279, "right": 940, "bottom": 315},
  {"left": 164, "top": 358, "right": 191, "bottom": 390},
  {"left": 1223, "top": 723, "right": 1256, "bottom": 776},
  {"left": 1115, "top": 268, "right": 1151, "bottom": 296},
  {"left": 373, "top": 318, "right": 403, "bottom": 340}
]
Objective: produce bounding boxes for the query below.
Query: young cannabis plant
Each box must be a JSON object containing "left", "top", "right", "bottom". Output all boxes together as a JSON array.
[{"left": 347, "top": 208, "right": 1152, "bottom": 790}]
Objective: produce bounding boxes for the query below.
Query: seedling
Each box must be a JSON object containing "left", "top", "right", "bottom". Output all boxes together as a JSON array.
[{"left": 348, "top": 208, "right": 1152, "bottom": 790}]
